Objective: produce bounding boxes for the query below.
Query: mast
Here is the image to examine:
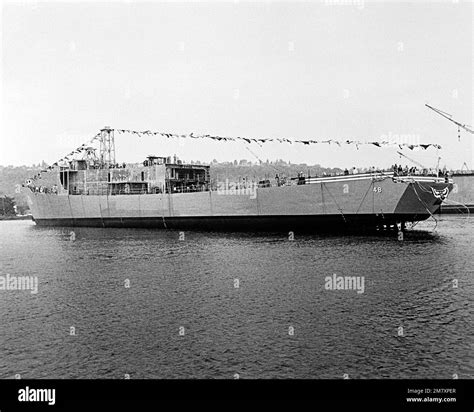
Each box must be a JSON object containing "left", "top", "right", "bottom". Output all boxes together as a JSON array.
[{"left": 99, "top": 126, "right": 116, "bottom": 167}]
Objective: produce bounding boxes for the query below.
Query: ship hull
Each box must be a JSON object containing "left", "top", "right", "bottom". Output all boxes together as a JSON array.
[{"left": 26, "top": 174, "right": 452, "bottom": 232}]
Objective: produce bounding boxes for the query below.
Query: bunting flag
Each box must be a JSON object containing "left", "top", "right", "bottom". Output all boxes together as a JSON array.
[
  {"left": 114, "top": 127, "right": 442, "bottom": 151},
  {"left": 24, "top": 128, "right": 442, "bottom": 184},
  {"left": 26, "top": 132, "right": 101, "bottom": 183}
]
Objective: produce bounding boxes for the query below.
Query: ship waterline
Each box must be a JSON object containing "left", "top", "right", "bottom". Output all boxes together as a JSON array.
[{"left": 26, "top": 173, "right": 452, "bottom": 232}]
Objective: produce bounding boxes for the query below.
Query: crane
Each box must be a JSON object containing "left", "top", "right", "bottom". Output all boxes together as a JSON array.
[
  {"left": 425, "top": 104, "right": 473, "bottom": 171},
  {"left": 425, "top": 104, "right": 474, "bottom": 137}
]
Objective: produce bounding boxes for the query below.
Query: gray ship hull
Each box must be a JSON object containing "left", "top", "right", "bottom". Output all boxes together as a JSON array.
[{"left": 26, "top": 173, "right": 451, "bottom": 232}]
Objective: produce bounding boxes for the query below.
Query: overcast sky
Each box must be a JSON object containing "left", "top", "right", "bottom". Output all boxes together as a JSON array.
[{"left": 1, "top": 0, "right": 472, "bottom": 169}]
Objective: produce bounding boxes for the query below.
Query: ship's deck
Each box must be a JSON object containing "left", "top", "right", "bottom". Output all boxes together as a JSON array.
[{"left": 302, "top": 172, "right": 452, "bottom": 185}]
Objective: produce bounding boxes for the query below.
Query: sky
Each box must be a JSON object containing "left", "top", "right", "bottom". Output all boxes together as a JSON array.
[{"left": 1, "top": 0, "right": 473, "bottom": 169}]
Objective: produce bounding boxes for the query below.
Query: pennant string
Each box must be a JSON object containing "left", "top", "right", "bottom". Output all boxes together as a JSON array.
[{"left": 24, "top": 128, "right": 442, "bottom": 183}]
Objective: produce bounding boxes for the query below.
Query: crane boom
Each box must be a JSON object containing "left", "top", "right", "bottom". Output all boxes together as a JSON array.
[
  {"left": 396, "top": 151, "right": 427, "bottom": 169},
  {"left": 425, "top": 104, "right": 474, "bottom": 134}
]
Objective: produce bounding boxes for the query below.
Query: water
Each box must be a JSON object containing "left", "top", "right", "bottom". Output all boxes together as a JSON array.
[{"left": 0, "top": 217, "right": 472, "bottom": 379}]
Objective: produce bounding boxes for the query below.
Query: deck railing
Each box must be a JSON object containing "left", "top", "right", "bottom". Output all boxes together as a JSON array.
[{"left": 28, "top": 169, "right": 453, "bottom": 196}]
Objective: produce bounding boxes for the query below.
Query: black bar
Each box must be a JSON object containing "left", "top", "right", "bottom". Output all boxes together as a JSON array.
[{"left": 0, "top": 379, "right": 472, "bottom": 409}]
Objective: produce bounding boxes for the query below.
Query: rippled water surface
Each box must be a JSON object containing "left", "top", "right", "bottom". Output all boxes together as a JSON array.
[{"left": 0, "top": 217, "right": 472, "bottom": 379}]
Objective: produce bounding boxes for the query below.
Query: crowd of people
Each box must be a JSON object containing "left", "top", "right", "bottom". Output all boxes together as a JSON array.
[
  {"left": 392, "top": 164, "right": 418, "bottom": 176},
  {"left": 338, "top": 164, "right": 451, "bottom": 178},
  {"left": 391, "top": 164, "right": 450, "bottom": 178},
  {"left": 276, "top": 165, "right": 452, "bottom": 184},
  {"left": 87, "top": 162, "right": 127, "bottom": 170},
  {"left": 342, "top": 166, "right": 384, "bottom": 175}
]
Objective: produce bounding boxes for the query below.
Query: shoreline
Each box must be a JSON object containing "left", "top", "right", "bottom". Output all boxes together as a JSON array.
[{"left": 0, "top": 215, "right": 32, "bottom": 221}]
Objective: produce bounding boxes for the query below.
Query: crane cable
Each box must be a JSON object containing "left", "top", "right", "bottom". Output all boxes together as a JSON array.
[{"left": 425, "top": 104, "right": 474, "bottom": 135}]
